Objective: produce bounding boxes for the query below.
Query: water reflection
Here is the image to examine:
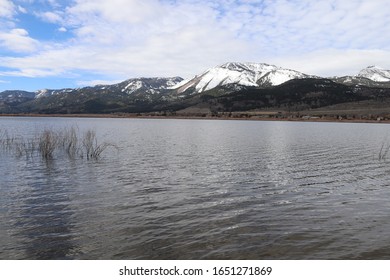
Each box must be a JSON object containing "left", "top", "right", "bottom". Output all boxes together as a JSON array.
[
  {"left": 13, "top": 160, "right": 77, "bottom": 259},
  {"left": 2, "top": 118, "right": 390, "bottom": 259}
]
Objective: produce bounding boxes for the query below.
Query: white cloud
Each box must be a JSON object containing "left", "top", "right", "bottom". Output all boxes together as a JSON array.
[
  {"left": 0, "top": 28, "right": 38, "bottom": 53},
  {"left": 234, "top": 0, "right": 390, "bottom": 54},
  {"left": 273, "top": 49, "right": 390, "bottom": 77},
  {"left": 67, "top": 0, "right": 162, "bottom": 25},
  {"left": 46, "top": 0, "right": 60, "bottom": 7},
  {"left": 0, "top": 0, "right": 15, "bottom": 18},
  {"left": 38, "top": 11, "right": 63, "bottom": 23},
  {"left": 17, "top": 5, "right": 27, "bottom": 14},
  {"left": 0, "top": 68, "right": 61, "bottom": 78},
  {"left": 76, "top": 79, "right": 123, "bottom": 87},
  {"left": 0, "top": 0, "right": 251, "bottom": 78},
  {"left": 1, "top": 0, "right": 390, "bottom": 85}
]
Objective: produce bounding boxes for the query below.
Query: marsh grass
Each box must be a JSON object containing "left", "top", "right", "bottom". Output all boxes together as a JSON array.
[
  {"left": 14, "top": 138, "right": 36, "bottom": 159},
  {"left": 379, "top": 141, "right": 390, "bottom": 160},
  {"left": 82, "top": 130, "right": 114, "bottom": 160},
  {"left": 377, "top": 134, "right": 390, "bottom": 161},
  {"left": 60, "top": 126, "right": 80, "bottom": 159},
  {"left": 0, "top": 126, "right": 116, "bottom": 161},
  {"left": 0, "top": 129, "right": 16, "bottom": 152},
  {"left": 39, "top": 129, "right": 58, "bottom": 159}
]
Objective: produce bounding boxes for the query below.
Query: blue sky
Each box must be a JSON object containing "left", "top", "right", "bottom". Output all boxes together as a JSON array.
[{"left": 1, "top": 0, "right": 390, "bottom": 91}]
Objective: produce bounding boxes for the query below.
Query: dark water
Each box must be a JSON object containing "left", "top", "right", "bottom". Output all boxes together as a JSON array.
[{"left": 1, "top": 117, "right": 390, "bottom": 259}]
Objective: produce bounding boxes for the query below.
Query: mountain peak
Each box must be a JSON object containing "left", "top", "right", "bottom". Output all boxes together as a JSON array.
[
  {"left": 218, "top": 62, "right": 281, "bottom": 75},
  {"left": 358, "top": 65, "right": 390, "bottom": 82},
  {"left": 219, "top": 62, "right": 276, "bottom": 69},
  {"left": 107, "top": 77, "right": 184, "bottom": 95},
  {"left": 366, "top": 65, "right": 382, "bottom": 69},
  {"left": 174, "top": 62, "right": 311, "bottom": 93}
]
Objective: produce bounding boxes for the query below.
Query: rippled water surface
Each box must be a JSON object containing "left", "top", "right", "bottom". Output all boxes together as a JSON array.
[{"left": 1, "top": 117, "right": 390, "bottom": 259}]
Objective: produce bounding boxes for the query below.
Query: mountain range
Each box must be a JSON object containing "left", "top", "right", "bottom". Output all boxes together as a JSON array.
[{"left": 1, "top": 62, "right": 390, "bottom": 117}]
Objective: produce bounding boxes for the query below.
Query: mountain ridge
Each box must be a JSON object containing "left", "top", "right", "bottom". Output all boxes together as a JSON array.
[
  {"left": 173, "top": 62, "right": 317, "bottom": 94},
  {"left": 2, "top": 63, "right": 390, "bottom": 116},
  {"left": 357, "top": 65, "right": 390, "bottom": 82},
  {"left": 330, "top": 65, "right": 390, "bottom": 87},
  {"left": 2, "top": 63, "right": 390, "bottom": 98}
]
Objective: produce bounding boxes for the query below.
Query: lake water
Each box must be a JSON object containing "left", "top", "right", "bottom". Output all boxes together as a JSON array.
[{"left": 1, "top": 117, "right": 390, "bottom": 259}]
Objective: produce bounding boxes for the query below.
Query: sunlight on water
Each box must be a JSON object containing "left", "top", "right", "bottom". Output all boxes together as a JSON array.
[{"left": 1, "top": 117, "right": 390, "bottom": 259}]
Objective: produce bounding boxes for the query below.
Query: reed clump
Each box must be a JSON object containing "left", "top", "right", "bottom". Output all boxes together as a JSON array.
[
  {"left": 0, "top": 126, "right": 115, "bottom": 161},
  {"left": 378, "top": 137, "right": 390, "bottom": 160},
  {"left": 59, "top": 126, "right": 80, "bottom": 159},
  {"left": 39, "top": 129, "right": 58, "bottom": 159},
  {"left": 0, "top": 129, "right": 15, "bottom": 152},
  {"left": 82, "top": 130, "right": 113, "bottom": 160}
]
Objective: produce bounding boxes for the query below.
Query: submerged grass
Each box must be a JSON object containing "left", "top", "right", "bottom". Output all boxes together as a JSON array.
[
  {"left": 39, "top": 129, "right": 58, "bottom": 159},
  {"left": 0, "top": 129, "right": 16, "bottom": 152},
  {"left": 82, "top": 130, "right": 114, "bottom": 160},
  {"left": 378, "top": 136, "right": 390, "bottom": 161},
  {"left": 0, "top": 126, "right": 116, "bottom": 161}
]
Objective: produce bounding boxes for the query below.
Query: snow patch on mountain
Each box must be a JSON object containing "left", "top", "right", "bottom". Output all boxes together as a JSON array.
[
  {"left": 120, "top": 77, "right": 183, "bottom": 95},
  {"left": 357, "top": 66, "right": 390, "bottom": 82},
  {"left": 260, "top": 69, "right": 310, "bottom": 87},
  {"left": 122, "top": 80, "right": 144, "bottom": 93},
  {"left": 35, "top": 88, "right": 74, "bottom": 98},
  {"left": 35, "top": 89, "right": 50, "bottom": 98},
  {"left": 175, "top": 62, "right": 313, "bottom": 94},
  {"left": 33, "top": 77, "right": 184, "bottom": 98},
  {"left": 331, "top": 66, "right": 390, "bottom": 87}
]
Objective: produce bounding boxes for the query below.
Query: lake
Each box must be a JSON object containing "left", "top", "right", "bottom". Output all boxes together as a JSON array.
[{"left": 1, "top": 116, "right": 390, "bottom": 259}]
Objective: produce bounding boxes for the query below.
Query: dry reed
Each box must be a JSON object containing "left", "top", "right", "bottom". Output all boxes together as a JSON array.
[{"left": 0, "top": 126, "right": 115, "bottom": 161}]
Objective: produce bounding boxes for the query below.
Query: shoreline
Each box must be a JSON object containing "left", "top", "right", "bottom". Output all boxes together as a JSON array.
[{"left": 1, "top": 113, "right": 390, "bottom": 124}]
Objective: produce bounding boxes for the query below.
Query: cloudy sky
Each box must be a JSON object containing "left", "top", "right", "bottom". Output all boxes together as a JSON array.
[{"left": 0, "top": 0, "right": 390, "bottom": 91}]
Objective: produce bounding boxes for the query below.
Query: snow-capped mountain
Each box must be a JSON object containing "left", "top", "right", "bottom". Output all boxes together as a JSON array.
[
  {"left": 0, "top": 90, "right": 35, "bottom": 103},
  {"left": 18, "top": 63, "right": 390, "bottom": 102},
  {"left": 3, "top": 62, "right": 390, "bottom": 115},
  {"left": 330, "top": 66, "right": 390, "bottom": 88},
  {"left": 0, "top": 90, "right": 36, "bottom": 113},
  {"left": 173, "top": 62, "right": 314, "bottom": 94},
  {"left": 357, "top": 66, "right": 390, "bottom": 82},
  {"left": 114, "top": 77, "right": 183, "bottom": 96},
  {"left": 258, "top": 68, "right": 313, "bottom": 87},
  {"left": 36, "top": 88, "right": 75, "bottom": 98},
  {"left": 34, "top": 77, "right": 183, "bottom": 99}
]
